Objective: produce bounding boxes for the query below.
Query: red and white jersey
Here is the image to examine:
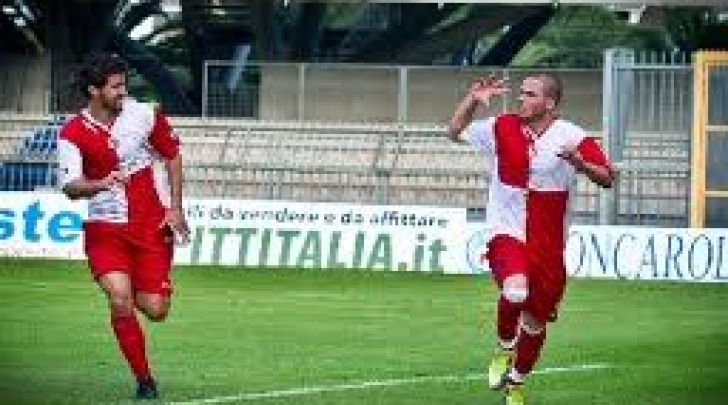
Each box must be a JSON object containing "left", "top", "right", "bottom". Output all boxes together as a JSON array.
[
  {"left": 58, "top": 98, "right": 180, "bottom": 224},
  {"left": 463, "top": 114, "right": 610, "bottom": 252}
]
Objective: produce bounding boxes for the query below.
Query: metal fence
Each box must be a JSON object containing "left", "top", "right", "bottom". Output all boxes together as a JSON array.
[
  {"left": 0, "top": 115, "right": 677, "bottom": 225},
  {"left": 602, "top": 49, "right": 692, "bottom": 227}
]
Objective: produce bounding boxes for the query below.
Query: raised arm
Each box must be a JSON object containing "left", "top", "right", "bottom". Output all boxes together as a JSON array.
[{"left": 448, "top": 76, "right": 509, "bottom": 142}]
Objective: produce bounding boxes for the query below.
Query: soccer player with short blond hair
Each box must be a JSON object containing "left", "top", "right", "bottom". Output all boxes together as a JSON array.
[{"left": 448, "top": 74, "right": 614, "bottom": 405}]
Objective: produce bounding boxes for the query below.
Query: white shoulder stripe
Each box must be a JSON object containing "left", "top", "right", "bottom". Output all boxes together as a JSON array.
[{"left": 57, "top": 139, "right": 82, "bottom": 187}]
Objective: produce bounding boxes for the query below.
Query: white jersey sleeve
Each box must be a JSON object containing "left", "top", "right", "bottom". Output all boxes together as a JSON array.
[
  {"left": 58, "top": 139, "right": 82, "bottom": 187},
  {"left": 461, "top": 117, "right": 496, "bottom": 157}
]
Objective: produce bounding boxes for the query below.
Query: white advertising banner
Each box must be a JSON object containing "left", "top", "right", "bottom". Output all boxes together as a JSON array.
[
  {"left": 176, "top": 199, "right": 467, "bottom": 273},
  {"left": 464, "top": 223, "right": 728, "bottom": 282},
  {"left": 0, "top": 192, "right": 87, "bottom": 259},
  {"left": 3, "top": 192, "right": 727, "bottom": 282}
]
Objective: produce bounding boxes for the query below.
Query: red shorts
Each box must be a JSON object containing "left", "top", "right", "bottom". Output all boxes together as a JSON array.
[
  {"left": 83, "top": 221, "right": 174, "bottom": 296},
  {"left": 484, "top": 235, "right": 566, "bottom": 325}
]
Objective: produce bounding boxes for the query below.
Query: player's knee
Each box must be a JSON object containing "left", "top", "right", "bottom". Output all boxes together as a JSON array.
[
  {"left": 502, "top": 274, "right": 528, "bottom": 303},
  {"left": 521, "top": 311, "right": 545, "bottom": 335},
  {"left": 108, "top": 293, "right": 135, "bottom": 316},
  {"left": 143, "top": 304, "right": 169, "bottom": 322}
]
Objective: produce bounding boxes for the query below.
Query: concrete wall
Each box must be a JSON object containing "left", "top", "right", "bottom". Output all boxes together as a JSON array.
[
  {"left": 1, "top": 57, "right": 604, "bottom": 128},
  {"left": 260, "top": 65, "right": 400, "bottom": 122},
  {"left": 259, "top": 64, "right": 603, "bottom": 129},
  {"left": 0, "top": 56, "right": 48, "bottom": 113}
]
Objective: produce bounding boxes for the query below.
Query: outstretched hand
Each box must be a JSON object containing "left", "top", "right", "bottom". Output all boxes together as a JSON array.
[
  {"left": 100, "top": 171, "right": 125, "bottom": 190},
  {"left": 557, "top": 148, "right": 587, "bottom": 172},
  {"left": 447, "top": 75, "right": 511, "bottom": 141},
  {"left": 469, "top": 75, "right": 510, "bottom": 105},
  {"left": 160, "top": 207, "right": 190, "bottom": 245},
  {"left": 558, "top": 147, "right": 615, "bottom": 188}
]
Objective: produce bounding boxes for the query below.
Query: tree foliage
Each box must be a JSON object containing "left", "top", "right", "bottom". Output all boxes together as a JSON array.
[{"left": 511, "top": 6, "right": 670, "bottom": 68}]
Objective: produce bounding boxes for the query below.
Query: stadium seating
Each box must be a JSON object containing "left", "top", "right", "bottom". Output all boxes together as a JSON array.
[
  {"left": 0, "top": 114, "right": 689, "bottom": 225},
  {"left": 0, "top": 115, "right": 63, "bottom": 191}
]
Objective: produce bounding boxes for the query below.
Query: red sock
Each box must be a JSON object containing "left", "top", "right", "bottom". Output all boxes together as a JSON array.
[
  {"left": 497, "top": 296, "right": 521, "bottom": 347},
  {"left": 514, "top": 327, "right": 546, "bottom": 375},
  {"left": 111, "top": 315, "right": 151, "bottom": 381}
]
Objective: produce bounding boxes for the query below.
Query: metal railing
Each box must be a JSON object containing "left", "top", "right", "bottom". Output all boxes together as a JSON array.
[{"left": 0, "top": 114, "right": 689, "bottom": 226}]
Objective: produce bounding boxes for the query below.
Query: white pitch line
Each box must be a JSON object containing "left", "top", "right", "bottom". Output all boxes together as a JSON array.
[{"left": 168, "top": 363, "right": 612, "bottom": 405}]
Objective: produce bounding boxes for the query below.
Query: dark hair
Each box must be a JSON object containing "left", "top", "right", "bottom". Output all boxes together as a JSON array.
[{"left": 77, "top": 53, "right": 128, "bottom": 97}]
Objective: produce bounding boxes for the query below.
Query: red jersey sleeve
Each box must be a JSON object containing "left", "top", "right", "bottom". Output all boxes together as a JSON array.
[
  {"left": 577, "top": 137, "right": 611, "bottom": 169},
  {"left": 149, "top": 111, "right": 180, "bottom": 159}
]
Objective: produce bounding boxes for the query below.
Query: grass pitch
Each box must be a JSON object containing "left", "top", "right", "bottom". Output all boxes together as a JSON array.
[{"left": 0, "top": 258, "right": 726, "bottom": 404}]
